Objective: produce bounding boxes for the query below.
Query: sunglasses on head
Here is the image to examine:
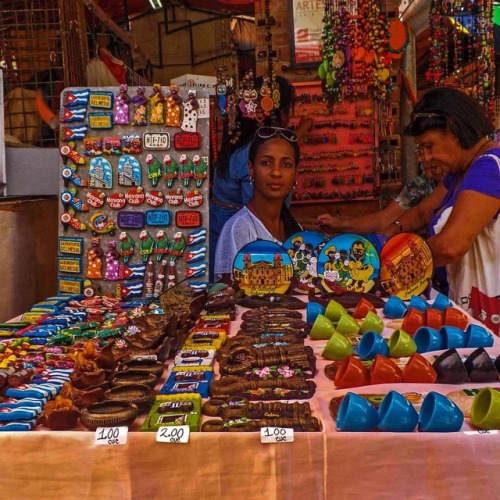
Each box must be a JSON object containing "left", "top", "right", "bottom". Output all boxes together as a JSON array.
[
  {"left": 408, "top": 112, "right": 447, "bottom": 126},
  {"left": 255, "top": 126, "right": 298, "bottom": 142}
]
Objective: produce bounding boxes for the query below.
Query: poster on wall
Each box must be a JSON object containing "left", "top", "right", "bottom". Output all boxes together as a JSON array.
[{"left": 288, "top": 0, "right": 324, "bottom": 67}]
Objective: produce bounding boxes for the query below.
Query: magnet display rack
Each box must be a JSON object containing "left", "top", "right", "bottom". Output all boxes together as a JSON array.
[{"left": 57, "top": 86, "right": 210, "bottom": 301}]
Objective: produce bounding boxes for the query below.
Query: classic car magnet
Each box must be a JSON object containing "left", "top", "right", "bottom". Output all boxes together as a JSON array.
[
  {"left": 88, "top": 212, "right": 117, "bottom": 236},
  {"left": 89, "top": 157, "right": 113, "bottom": 189},
  {"left": 379, "top": 232, "right": 433, "bottom": 299},
  {"left": 118, "top": 155, "right": 141, "bottom": 187},
  {"left": 282, "top": 230, "right": 328, "bottom": 294},
  {"left": 317, "top": 233, "right": 380, "bottom": 294},
  {"left": 232, "top": 240, "right": 293, "bottom": 297}
]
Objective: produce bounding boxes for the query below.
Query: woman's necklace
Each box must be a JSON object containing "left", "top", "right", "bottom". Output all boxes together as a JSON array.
[{"left": 246, "top": 202, "right": 285, "bottom": 242}]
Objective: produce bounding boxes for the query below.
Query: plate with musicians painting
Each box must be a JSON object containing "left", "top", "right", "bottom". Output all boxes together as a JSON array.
[{"left": 232, "top": 240, "right": 293, "bottom": 297}]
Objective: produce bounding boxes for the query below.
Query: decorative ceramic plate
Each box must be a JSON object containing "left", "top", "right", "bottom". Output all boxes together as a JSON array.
[
  {"left": 364, "top": 233, "right": 389, "bottom": 254},
  {"left": 282, "top": 230, "right": 328, "bottom": 294},
  {"left": 232, "top": 240, "right": 293, "bottom": 297},
  {"left": 379, "top": 232, "right": 433, "bottom": 299},
  {"left": 317, "top": 233, "right": 380, "bottom": 293}
]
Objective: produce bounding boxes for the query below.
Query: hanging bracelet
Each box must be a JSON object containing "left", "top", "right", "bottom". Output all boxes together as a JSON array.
[{"left": 392, "top": 220, "right": 403, "bottom": 232}]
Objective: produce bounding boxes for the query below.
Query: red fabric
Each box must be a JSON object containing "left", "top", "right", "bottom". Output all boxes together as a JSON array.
[{"left": 98, "top": 47, "right": 127, "bottom": 84}]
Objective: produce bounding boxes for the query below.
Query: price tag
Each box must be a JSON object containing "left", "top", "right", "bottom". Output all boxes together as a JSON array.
[
  {"left": 464, "top": 430, "right": 499, "bottom": 435},
  {"left": 260, "top": 427, "right": 294, "bottom": 444},
  {"left": 156, "top": 425, "right": 190, "bottom": 444},
  {"left": 94, "top": 426, "right": 128, "bottom": 446},
  {"left": 130, "top": 353, "right": 157, "bottom": 361}
]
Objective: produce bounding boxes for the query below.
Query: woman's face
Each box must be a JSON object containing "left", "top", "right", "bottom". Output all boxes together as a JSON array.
[
  {"left": 414, "top": 129, "right": 463, "bottom": 174},
  {"left": 249, "top": 137, "right": 297, "bottom": 200}
]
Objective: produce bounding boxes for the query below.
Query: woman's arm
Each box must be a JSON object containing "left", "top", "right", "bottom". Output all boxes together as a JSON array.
[{"left": 427, "top": 190, "right": 500, "bottom": 267}]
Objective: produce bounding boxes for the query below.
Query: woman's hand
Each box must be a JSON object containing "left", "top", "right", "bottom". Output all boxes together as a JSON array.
[{"left": 316, "top": 213, "right": 342, "bottom": 232}]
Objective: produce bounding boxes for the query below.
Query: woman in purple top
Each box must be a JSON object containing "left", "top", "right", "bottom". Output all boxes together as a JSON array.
[{"left": 383, "top": 87, "right": 500, "bottom": 333}]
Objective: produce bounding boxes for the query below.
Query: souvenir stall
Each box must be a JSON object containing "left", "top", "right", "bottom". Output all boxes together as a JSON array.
[{"left": 1, "top": 0, "right": 500, "bottom": 499}]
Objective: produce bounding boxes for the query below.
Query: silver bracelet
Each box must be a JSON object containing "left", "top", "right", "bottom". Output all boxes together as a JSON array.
[{"left": 392, "top": 220, "right": 403, "bottom": 232}]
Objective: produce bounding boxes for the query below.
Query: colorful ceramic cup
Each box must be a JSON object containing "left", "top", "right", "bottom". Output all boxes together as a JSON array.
[
  {"left": 324, "top": 300, "right": 347, "bottom": 323},
  {"left": 401, "top": 352, "right": 437, "bottom": 383},
  {"left": 322, "top": 332, "right": 354, "bottom": 361},
  {"left": 432, "top": 292, "right": 453, "bottom": 312},
  {"left": 408, "top": 295, "right": 430, "bottom": 312},
  {"left": 465, "top": 324, "right": 494, "bottom": 348},
  {"left": 334, "top": 356, "right": 371, "bottom": 389},
  {"left": 425, "top": 308, "right": 445, "bottom": 330},
  {"left": 336, "top": 392, "right": 379, "bottom": 432},
  {"left": 383, "top": 296, "right": 407, "bottom": 319},
  {"left": 432, "top": 349, "right": 469, "bottom": 384},
  {"left": 359, "top": 310, "right": 385, "bottom": 335},
  {"left": 306, "top": 302, "right": 326, "bottom": 325},
  {"left": 471, "top": 387, "right": 500, "bottom": 430},
  {"left": 357, "top": 331, "right": 390, "bottom": 360},
  {"left": 413, "top": 326, "right": 445, "bottom": 353},
  {"left": 401, "top": 308, "right": 426, "bottom": 336},
  {"left": 352, "top": 298, "right": 377, "bottom": 320},
  {"left": 443, "top": 307, "right": 468, "bottom": 330},
  {"left": 310, "top": 314, "right": 336, "bottom": 340},
  {"left": 440, "top": 325, "right": 467, "bottom": 349},
  {"left": 336, "top": 313, "right": 361, "bottom": 336},
  {"left": 463, "top": 348, "right": 499, "bottom": 383},
  {"left": 377, "top": 390, "right": 418, "bottom": 432},
  {"left": 388, "top": 329, "right": 417, "bottom": 358},
  {"left": 370, "top": 355, "right": 403, "bottom": 385},
  {"left": 418, "top": 391, "right": 464, "bottom": 432}
]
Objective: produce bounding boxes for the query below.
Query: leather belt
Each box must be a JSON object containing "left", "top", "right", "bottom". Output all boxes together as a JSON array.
[{"left": 211, "top": 195, "right": 241, "bottom": 211}]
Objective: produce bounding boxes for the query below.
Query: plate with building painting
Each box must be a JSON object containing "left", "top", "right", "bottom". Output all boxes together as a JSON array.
[
  {"left": 232, "top": 240, "right": 293, "bottom": 297},
  {"left": 379, "top": 232, "right": 433, "bottom": 299},
  {"left": 317, "top": 234, "right": 380, "bottom": 293},
  {"left": 282, "top": 230, "right": 328, "bottom": 294}
]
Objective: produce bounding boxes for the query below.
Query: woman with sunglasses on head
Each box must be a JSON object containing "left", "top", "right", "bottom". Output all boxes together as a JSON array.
[
  {"left": 213, "top": 126, "right": 302, "bottom": 283},
  {"left": 382, "top": 87, "right": 500, "bottom": 333},
  {"left": 209, "top": 75, "right": 313, "bottom": 281}
]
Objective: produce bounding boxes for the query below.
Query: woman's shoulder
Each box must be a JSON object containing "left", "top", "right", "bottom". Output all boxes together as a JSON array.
[{"left": 220, "top": 207, "right": 252, "bottom": 232}]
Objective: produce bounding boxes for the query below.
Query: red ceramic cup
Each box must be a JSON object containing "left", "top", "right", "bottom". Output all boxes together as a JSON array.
[
  {"left": 444, "top": 307, "right": 468, "bottom": 330},
  {"left": 334, "top": 356, "right": 371, "bottom": 389},
  {"left": 352, "top": 298, "right": 377, "bottom": 320},
  {"left": 425, "top": 307, "right": 445, "bottom": 330},
  {"left": 402, "top": 352, "right": 437, "bottom": 383},
  {"left": 401, "top": 308, "right": 426, "bottom": 336},
  {"left": 370, "top": 355, "right": 403, "bottom": 385}
]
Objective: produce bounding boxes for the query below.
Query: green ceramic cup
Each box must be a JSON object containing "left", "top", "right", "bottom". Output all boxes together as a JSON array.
[
  {"left": 388, "top": 329, "right": 417, "bottom": 358},
  {"left": 471, "top": 388, "right": 500, "bottom": 430},
  {"left": 336, "top": 313, "right": 361, "bottom": 336},
  {"left": 322, "top": 331, "right": 354, "bottom": 361},
  {"left": 324, "top": 300, "right": 347, "bottom": 323},
  {"left": 359, "top": 310, "right": 385, "bottom": 334},
  {"left": 310, "top": 313, "right": 336, "bottom": 340}
]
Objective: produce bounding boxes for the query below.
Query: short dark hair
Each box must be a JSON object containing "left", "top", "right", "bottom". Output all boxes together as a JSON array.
[
  {"left": 248, "top": 128, "right": 301, "bottom": 166},
  {"left": 404, "top": 87, "right": 495, "bottom": 149}
]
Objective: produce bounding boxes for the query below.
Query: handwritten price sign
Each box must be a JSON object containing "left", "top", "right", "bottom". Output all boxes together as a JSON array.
[
  {"left": 156, "top": 425, "right": 190, "bottom": 444},
  {"left": 260, "top": 427, "right": 294, "bottom": 444},
  {"left": 94, "top": 426, "right": 128, "bottom": 446}
]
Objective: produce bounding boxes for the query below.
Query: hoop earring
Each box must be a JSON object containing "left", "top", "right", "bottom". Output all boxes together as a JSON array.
[{"left": 249, "top": 176, "right": 254, "bottom": 185}]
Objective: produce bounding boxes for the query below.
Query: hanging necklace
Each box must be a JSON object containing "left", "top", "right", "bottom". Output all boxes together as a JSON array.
[{"left": 246, "top": 202, "right": 285, "bottom": 243}]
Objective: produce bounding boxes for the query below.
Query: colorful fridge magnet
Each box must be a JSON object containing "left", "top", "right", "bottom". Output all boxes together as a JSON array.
[
  {"left": 185, "top": 262, "right": 207, "bottom": 278},
  {"left": 86, "top": 237, "right": 104, "bottom": 279},
  {"left": 89, "top": 157, "right": 113, "bottom": 189},
  {"left": 282, "top": 230, "right": 328, "bottom": 294},
  {"left": 105, "top": 241, "right": 121, "bottom": 280},
  {"left": 60, "top": 208, "right": 87, "bottom": 232},
  {"left": 119, "top": 231, "right": 136, "bottom": 264},
  {"left": 163, "top": 154, "right": 179, "bottom": 187},
  {"left": 125, "top": 187, "right": 145, "bottom": 206},
  {"left": 179, "top": 154, "right": 194, "bottom": 187},
  {"left": 86, "top": 190, "right": 106, "bottom": 208},
  {"left": 364, "top": 233, "right": 389, "bottom": 254},
  {"left": 145, "top": 259, "right": 155, "bottom": 297},
  {"left": 106, "top": 192, "right": 127, "bottom": 210},
  {"left": 145, "top": 154, "right": 162, "bottom": 187},
  {"left": 192, "top": 155, "right": 208, "bottom": 187},
  {"left": 175, "top": 211, "right": 202, "bottom": 228},
  {"left": 154, "top": 230, "right": 169, "bottom": 261},
  {"left": 102, "top": 136, "right": 122, "bottom": 155},
  {"left": 184, "top": 189, "right": 203, "bottom": 208},
  {"left": 181, "top": 90, "right": 199, "bottom": 132},
  {"left": 60, "top": 106, "right": 86, "bottom": 123},
  {"left": 62, "top": 124, "right": 88, "bottom": 141},
  {"left": 60, "top": 142, "right": 85, "bottom": 166},
  {"left": 146, "top": 210, "right": 171, "bottom": 226},
  {"left": 153, "top": 259, "right": 168, "bottom": 297},
  {"left": 166, "top": 188, "right": 183, "bottom": 206},
  {"left": 232, "top": 240, "right": 293, "bottom": 297},
  {"left": 131, "top": 86, "right": 148, "bottom": 126},
  {"left": 116, "top": 280, "right": 144, "bottom": 300},
  {"left": 185, "top": 245, "right": 207, "bottom": 263},
  {"left": 144, "top": 132, "right": 170, "bottom": 150},
  {"left": 58, "top": 256, "right": 83, "bottom": 274},
  {"left": 122, "top": 134, "right": 142, "bottom": 154},
  {"left": 146, "top": 190, "right": 164, "bottom": 207},
  {"left": 114, "top": 84, "right": 131, "bottom": 125},
  {"left": 61, "top": 164, "right": 88, "bottom": 188},
  {"left": 379, "top": 232, "right": 433, "bottom": 299},
  {"left": 88, "top": 112, "right": 114, "bottom": 129},
  {"left": 168, "top": 231, "right": 187, "bottom": 261},
  {"left": 117, "top": 211, "right": 146, "bottom": 229},
  {"left": 187, "top": 227, "right": 206, "bottom": 245},
  {"left": 83, "top": 137, "right": 103, "bottom": 156},
  {"left": 317, "top": 234, "right": 380, "bottom": 293},
  {"left": 173, "top": 131, "right": 201, "bottom": 150},
  {"left": 88, "top": 212, "right": 117, "bottom": 236},
  {"left": 139, "top": 230, "right": 156, "bottom": 262},
  {"left": 118, "top": 155, "right": 141, "bottom": 187},
  {"left": 60, "top": 188, "right": 89, "bottom": 212},
  {"left": 148, "top": 83, "right": 165, "bottom": 124},
  {"left": 165, "top": 84, "right": 182, "bottom": 127},
  {"left": 59, "top": 237, "right": 84, "bottom": 256},
  {"left": 89, "top": 91, "right": 114, "bottom": 109},
  {"left": 62, "top": 88, "right": 90, "bottom": 108}
]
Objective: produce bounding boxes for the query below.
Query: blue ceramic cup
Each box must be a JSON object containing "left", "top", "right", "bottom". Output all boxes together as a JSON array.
[
  {"left": 408, "top": 295, "right": 430, "bottom": 312},
  {"left": 413, "top": 326, "right": 445, "bottom": 353},
  {"left": 306, "top": 302, "right": 326, "bottom": 325},
  {"left": 432, "top": 292, "right": 453, "bottom": 312},
  {"left": 440, "top": 325, "right": 467, "bottom": 349},
  {"left": 418, "top": 391, "right": 464, "bottom": 432},
  {"left": 336, "top": 392, "right": 379, "bottom": 432},
  {"left": 383, "top": 296, "right": 408, "bottom": 319},
  {"left": 465, "top": 324, "right": 494, "bottom": 348},
  {"left": 358, "top": 330, "right": 390, "bottom": 360},
  {"left": 377, "top": 390, "right": 419, "bottom": 432}
]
